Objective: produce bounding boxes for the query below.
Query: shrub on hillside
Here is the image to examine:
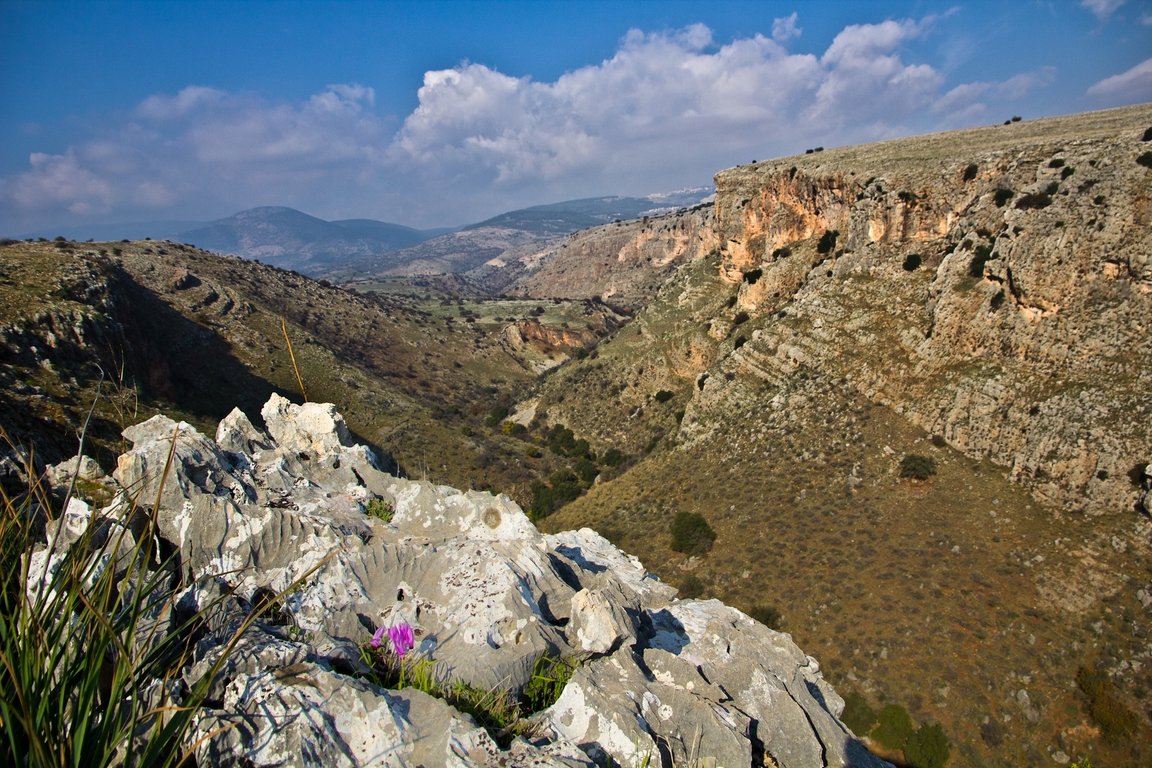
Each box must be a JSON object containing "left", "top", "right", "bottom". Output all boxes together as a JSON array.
[
  {"left": 840, "top": 692, "right": 878, "bottom": 736},
  {"left": 816, "top": 230, "right": 838, "bottom": 255},
  {"left": 902, "top": 253, "right": 922, "bottom": 271},
  {"left": 670, "top": 511, "right": 717, "bottom": 556},
  {"left": 654, "top": 390, "right": 674, "bottom": 403},
  {"left": 993, "top": 188, "right": 1014, "bottom": 207},
  {"left": 748, "top": 604, "right": 783, "bottom": 630},
  {"left": 872, "top": 704, "right": 914, "bottom": 751},
  {"left": 601, "top": 447, "right": 626, "bottom": 467},
  {"left": 899, "top": 454, "right": 937, "bottom": 480},
  {"left": 1015, "top": 192, "right": 1053, "bottom": 209},
  {"left": 1076, "top": 665, "right": 1137, "bottom": 742},
  {"left": 678, "top": 574, "right": 705, "bottom": 598},
  {"left": 905, "top": 722, "right": 952, "bottom": 768},
  {"left": 1138, "top": 151, "right": 1152, "bottom": 168},
  {"left": 742, "top": 267, "right": 763, "bottom": 284}
]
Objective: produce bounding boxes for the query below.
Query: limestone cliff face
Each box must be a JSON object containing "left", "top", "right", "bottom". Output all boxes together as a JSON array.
[
  {"left": 702, "top": 104, "right": 1152, "bottom": 514},
  {"left": 508, "top": 204, "right": 715, "bottom": 310},
  {"left": 507, "top": 318, "right": 599, "bottom": 352}
]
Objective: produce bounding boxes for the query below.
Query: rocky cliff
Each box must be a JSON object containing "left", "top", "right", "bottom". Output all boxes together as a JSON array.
[
  {"left": 531, "top": 105, "right": 1152, "bottom": 768},
  {"left": 486, "top": 203, "right": 715, "bottom": 311},
  {"left": 27, "top": 395, "right": 884, "bottom": 767},
  {"left": 700, "top": 103, "right": 1152, "bottom": 515}
]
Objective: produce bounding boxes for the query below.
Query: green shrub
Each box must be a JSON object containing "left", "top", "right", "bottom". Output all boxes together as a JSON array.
[
  {"left": 601, "top": 447, "right": 626, "bottom": 467},
  {"left": 678, "top": 574, "right": 705, "bottom": 598},
  {"left": 962, "top": 163, "right": 978, "bottom": 181},
  {"left": 501, "top": 420, "right": 526, "bottom": 436},
  {"left": 872, "top": 703, "right": 914, "bottom": 751},
  {"left": 529, "top": 472, "right": 585, "bottom": 519},
  {"left": 1137, "top": 151, "right": 1152, "bottom": 168},
  {"left": 748, "top": 604, "right": 783, "bottom": 630},
  {"left": 1015, "top": 192, "right": 1052, "bottom": 209},
  {"left": 899, "top": 454, "right": 937, "bottom": 480},
  {"left": 993, "top": 188, "right": 1014, "bottom": 207},
  {"left": 816, "top": 230, "right": 838, "bottom": 255},
  {"left": 732, "top": 311, "right": 750, "bottom": 326},
  {"left": 366, "top": 497, "right": 395, "bottom": 522},
  {"left": 771, "top": 246, "right": 791, "bottom": 259},
  {"left": 670, "top": 511, "right": 717, "bottom": 556},
  {"left": 743, "top": 267, "right": 763, "bottom": 284},
  {"left": 905, "top": 722, "right": 951, "bottom": 768},
  {"left": 902, "top": 253, "right": 922, "bottom": 271},
  {"left": 733, "top": 335, "right": 747, "bottom": 349},
  {"left": 654, "top": 390, "right": 674, "bottom": 403},
  {"left": 840, "top": 691, "right": 878, "bottom": 736},
  {"left": 573, "top": 458, "right": 599, "bottom": 485},
  {"left": 1076, "top": 665, "right": 1137, "bottom": 742},
  {"left": 1048, "top": 158, "right": 1065, "bottom": 168}
]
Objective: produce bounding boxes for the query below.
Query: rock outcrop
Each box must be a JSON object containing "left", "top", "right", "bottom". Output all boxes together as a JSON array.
[
  {"left": 698, "top": 103, "right": 1152, "bottom": 515},
  {"left": 33, "top": 394, "right": 885, "bottom": 767}
]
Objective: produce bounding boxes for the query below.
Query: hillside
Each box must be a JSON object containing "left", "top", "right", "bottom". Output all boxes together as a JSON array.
[
  {"left": 534, "top": 104, "right": 1152, "bottom": 767},
  {"left": 0, "top": 238, "right": 625, "bottom": 504},
  {"left": 177, "top": 206, "right": 431, "bottom": 274},
  {"left": 5, "top": 104, "right": 1152, "bottom": 767},
  {"left": 329, "top": 190, "right": 714, "bottom": 283}
]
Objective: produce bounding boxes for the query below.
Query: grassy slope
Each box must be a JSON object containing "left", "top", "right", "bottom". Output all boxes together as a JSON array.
[{"left": 537, "top": 220, "right": 1151, "bottom": 765}]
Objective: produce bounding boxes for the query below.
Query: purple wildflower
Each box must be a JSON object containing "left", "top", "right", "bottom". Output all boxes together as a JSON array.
[
  {"left": 370, "top": 625, "right": 387, "bottom": 649},
  {"left": 386, "top": 622, "right": 415, "bottom": 657}
]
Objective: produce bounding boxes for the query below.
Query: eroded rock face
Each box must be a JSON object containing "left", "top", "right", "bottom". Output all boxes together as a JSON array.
[
  {"left": 38, "top": 396, "right": 885, "bottom": 767},
  {"left": 703, "top": 104, "right": 1152, "bottom": 515}
]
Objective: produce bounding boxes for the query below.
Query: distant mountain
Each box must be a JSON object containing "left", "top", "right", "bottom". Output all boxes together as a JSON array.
[
  {"left": 464, "top": 191, "right": 713, "bottom": 235},
  {"left": 17, "top": 219, "right": 208, "bottom": 242},
  {"left": 177, "top": 206, "right": 434, "bottom": 275},
  {"left": 333, "top": 188, "right": 716, "bottom": 280}
]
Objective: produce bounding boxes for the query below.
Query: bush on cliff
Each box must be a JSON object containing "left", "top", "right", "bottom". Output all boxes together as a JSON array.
[
  {"left": 670, "top": 511, "right": 717, "bottom": 556},
  {"left": 899, "top": 454, "right": 937, "bottom": 480}
]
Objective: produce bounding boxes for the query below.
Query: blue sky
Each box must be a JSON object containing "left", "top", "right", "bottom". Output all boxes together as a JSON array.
[{"left": 2, "top": 0, "right": 1150, "bottom": 233}]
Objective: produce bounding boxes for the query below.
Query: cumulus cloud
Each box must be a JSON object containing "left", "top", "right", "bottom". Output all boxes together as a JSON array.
[
  {"left": 772, "top": 12, "right": 802, "bottom": 43},
  {"left": 1, "top": 84, "right": 392, "bottom": 229},
  {"left": 0, "top": 16, "right": 1064, "bottom": 231},
  {"left": 1086, "top": 58, "right": 1152, "bottom": 102},
  {"left": 1080, "top": 0, "right": 1126, "bottom": 21}
]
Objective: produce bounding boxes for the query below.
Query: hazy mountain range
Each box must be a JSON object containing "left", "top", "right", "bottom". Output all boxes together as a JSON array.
[{"left": 15, "top": 188, "right": 714, "bottom": 277}]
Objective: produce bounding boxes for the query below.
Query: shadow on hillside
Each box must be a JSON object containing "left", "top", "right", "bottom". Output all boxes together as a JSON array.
[{"left": 113, "top": 267, "right": 397, "bottom": 471}]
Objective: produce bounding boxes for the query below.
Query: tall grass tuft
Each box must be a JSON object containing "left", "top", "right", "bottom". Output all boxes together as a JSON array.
[{"left": 0, "top": 424, "right": 320, "bottom": 767}]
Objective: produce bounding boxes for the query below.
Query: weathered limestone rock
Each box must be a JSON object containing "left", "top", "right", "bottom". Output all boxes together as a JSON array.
[
  {"left": 705, "top": 103, "right": 1152, "bottom": 515},
  {"left": 36, "top": 395, "right": 886, "bottom": 767}
]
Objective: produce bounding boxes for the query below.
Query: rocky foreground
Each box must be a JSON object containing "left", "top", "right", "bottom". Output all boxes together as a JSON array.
[{"left": 31, "top": 394, "right": 884, "bottom": 767}]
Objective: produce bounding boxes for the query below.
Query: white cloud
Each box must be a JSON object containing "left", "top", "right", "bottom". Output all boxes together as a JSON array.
[
  {"left": 1080, "top": 0, "right": 1126, "bottom": 21},
  {"left": 772, "top": 12, "right": 801, "bottom": 43},
  {"left": 1086, "top": 57, "right": 1152, "bottom": 102},
  {"left": 0, "top": 16, "right": 1068, "bottom": 231},
  {"left": 930, "top": 67, "right": 1055, "bottom": 126}
]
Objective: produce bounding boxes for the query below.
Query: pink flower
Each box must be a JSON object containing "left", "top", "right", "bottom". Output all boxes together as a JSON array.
[
  {"left": 370, "top": 625, "right": 387, "bottom": 649},
  {"left": 386, "top": 622, "right": 415, "bottom": 657}
]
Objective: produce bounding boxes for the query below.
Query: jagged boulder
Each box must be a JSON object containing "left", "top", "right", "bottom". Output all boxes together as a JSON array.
[{"left": 36, "top": 395, "right": 887, "bottom": 767}]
